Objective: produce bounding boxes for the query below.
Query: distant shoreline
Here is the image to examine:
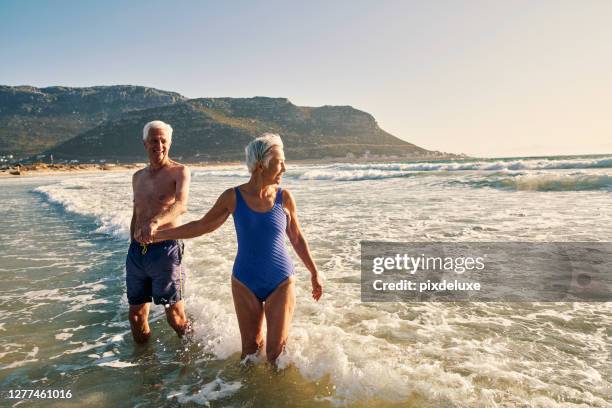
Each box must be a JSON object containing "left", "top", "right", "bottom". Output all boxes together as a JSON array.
[
  {"left": 4, "top": 152, "right": 609, "bottom": 178},
  {"left": 0, "top": 155, "right": 466, "bottom": 178},
  {"left": 0, "top": 162, "right": 235, "bottom": 178}
]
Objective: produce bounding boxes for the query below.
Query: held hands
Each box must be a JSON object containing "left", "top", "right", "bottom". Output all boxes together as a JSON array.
[
  {"left": 311, "top": 273, "right": 323, "bottom": 301},
  {"left": 135, "top": 220, "right": 158, "bottom": 244}
]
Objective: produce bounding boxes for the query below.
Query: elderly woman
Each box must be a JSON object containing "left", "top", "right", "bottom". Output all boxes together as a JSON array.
[{"left": 152, "top": 133, "right": 322, "bottom": 362}]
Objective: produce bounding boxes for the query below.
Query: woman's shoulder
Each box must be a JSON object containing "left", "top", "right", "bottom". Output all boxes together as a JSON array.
[
  {"left": 209, "top": 187, "right": 237, "bottom": 214},
  {"left": 219, "top": 187, "right": 239, "bottom": 205},
  {"left": 281, "top": 188, "right": 295, "bottom": 207},
  {"left": 231, "top": 184, "right": 249, "bottom": 194}
]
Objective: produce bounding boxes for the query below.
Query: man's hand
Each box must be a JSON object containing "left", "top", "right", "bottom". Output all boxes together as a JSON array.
[{"left": 139, "top": 220, "right": 159, "bottom": 244}]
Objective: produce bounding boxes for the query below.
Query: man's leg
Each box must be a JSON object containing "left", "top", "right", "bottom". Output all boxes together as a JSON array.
[
  {"left": 264, "top": 276, "right": 296, "bottom": 363},
  {"left": 129, "top": 303, "right": 151, "bottom": 344},
  {"left": 150, "top": 241, "right": 190, "bottom": 337},
  {"left": 165, "top": 300, "right": 191, "bottom": 337},
  {"left": 126, "top": 241, "right": 153, "bottom": 345}
]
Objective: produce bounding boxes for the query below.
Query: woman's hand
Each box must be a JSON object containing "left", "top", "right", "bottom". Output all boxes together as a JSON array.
[
  {"left": 139, "top": 220, "right": 158, "bottom": 244},
  {"left": 311, "top": 274, "right": 323, "bottom": 301},
  {"left": 148, "top": 228, "right": 163, "bottom": 243}
]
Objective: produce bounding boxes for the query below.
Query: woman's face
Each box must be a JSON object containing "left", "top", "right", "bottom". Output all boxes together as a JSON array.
[{"left": 260, "top": 146, "right": 286, "bottom": 185}]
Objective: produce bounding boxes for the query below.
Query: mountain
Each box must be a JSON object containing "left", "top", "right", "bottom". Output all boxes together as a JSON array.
[
  {"left": 0, "top": 85, "right": 186, "bottom": 155},
  {"left": 1, "top": 84, "right": 449, "bottom": 162},
  {"left": 48, "top": 97, "right": 432, "bottom": 161}
]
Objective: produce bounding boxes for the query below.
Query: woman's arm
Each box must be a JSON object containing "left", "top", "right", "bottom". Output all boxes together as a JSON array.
[
  {"left": 151, "top": 188, "right": 235, "bottom": 242},
  {"left": 283, "top": 189, "right": 323, "bottom": 301}
]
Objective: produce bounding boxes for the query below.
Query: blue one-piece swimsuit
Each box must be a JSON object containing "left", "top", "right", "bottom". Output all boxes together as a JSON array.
[{"left": 232, "top": 187, "right": 294, "bottom": 301}]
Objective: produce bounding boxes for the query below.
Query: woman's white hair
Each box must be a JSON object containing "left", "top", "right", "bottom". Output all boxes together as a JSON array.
[
  {"left": 142, "top": 120, "right": 173, "bottom": 142},
  {"left": 245, "top": 133, "right": 284, "bottom": 173}
]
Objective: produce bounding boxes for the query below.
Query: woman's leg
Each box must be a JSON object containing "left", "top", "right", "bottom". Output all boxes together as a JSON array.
[
  {"left": 264, "top": 276, "right": 296, "bottom": 363},
  {"left": 231, "top": 277, "right": 265, "bottom": 357}
]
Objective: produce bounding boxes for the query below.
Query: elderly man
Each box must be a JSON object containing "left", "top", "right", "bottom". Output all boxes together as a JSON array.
[{"left": 126, "top": 120, "right": 191, "bottom": 344}]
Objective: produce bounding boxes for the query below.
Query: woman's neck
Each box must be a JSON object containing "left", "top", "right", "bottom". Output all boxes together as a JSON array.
[{"left": 245, "top": 174, "right": 275, "bottom": 199}]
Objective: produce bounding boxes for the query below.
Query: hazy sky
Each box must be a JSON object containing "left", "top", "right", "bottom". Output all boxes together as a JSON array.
[{"left": 2, "top": 0, "right": 611, "bottom": 157}]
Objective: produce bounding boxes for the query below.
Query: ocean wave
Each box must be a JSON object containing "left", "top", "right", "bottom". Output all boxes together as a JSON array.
[
  {"left": 192, "top": 156, "right": 612, "bottom": 182},
  {"left": 192, "top": 169, "right": 248, "bottom": 178},
  {"left": 296, "top": 169, "right": 419, "bottom": 181},
  {"left": 462, "top": 173, "right": 612, "bottom": 192},
  {"left": 33, "top": 179, "right": 131, "bottom": 240}
]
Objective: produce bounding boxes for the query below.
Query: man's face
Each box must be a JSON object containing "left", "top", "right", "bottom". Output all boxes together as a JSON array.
[{"left": 144, "top": 127, "right": 171, "bottom": 164}]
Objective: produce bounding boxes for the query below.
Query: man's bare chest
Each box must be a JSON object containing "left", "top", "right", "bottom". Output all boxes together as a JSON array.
[{"left": 134, "top": 174, "right": 176, "bottom": 206}]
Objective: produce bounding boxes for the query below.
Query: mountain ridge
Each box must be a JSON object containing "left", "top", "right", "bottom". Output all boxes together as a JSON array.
[
  {"left": 0, "top": 85, "right": 452, "bottom": 161},
  {"left": 0, "top": 85, "right": 186, "bottom": 155}
]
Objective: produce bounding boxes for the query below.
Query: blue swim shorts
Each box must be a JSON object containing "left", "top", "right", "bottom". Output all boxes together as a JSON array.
[{"left": 125, "top": 240, "right": 185, "bottom": 306}]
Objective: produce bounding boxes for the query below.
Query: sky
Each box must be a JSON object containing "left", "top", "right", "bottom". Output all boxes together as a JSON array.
[{"left": 1, "top": 0, "right": 611, "bottom": 157}]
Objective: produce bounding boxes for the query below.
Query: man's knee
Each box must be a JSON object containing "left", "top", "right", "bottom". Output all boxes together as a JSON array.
[
  {"left": 165, "top": 305, "right": 189, "bottom": 335},
  {"left": 129, "top": 310, "right": 143, "bottom": 322},
  {"left": 129, "top": 308, "right": 148, "bottom": 326},
  {"left": 129, "top": 309, "right": 151, "bottom": 344}
]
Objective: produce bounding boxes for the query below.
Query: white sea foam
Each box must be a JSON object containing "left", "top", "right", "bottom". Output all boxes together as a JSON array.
[
  {"left": 97, "top": 360, "right": 137, "bottom": 368},
  {"left": 256, "top": 158, "right": 612, "bottom": 181},
  {"left": 286, "top": 156, "right": 612, "bottom": 182},
  {"left": 0, "top": 346, "right": 40, "bottom": 370},
  {"left": 62, "top": 325, "right": 88, "bottom": 333},
  {"left": 34, "top": 176, "right": 132, "bottom": 240},
  {"left": 167, "top": 377, "right": 242, "bottom": 406},
  {"left": 1, "top": 357, "right": 40, "bottom": 369},
  {"left": 193, "top": 168, "right": 248, "bottom": 178},
  {"left": 192, "top": 157, "right": 612, "bottom": 181}
]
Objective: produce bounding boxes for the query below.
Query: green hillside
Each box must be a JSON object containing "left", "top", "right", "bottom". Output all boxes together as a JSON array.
[
  {"left": 48, "top": 97, "right": 430, "bottom": 161},
  {"left": 0, "top": 85, "right": 185, "bottom": 155},
  {"left": 0, "top": 85, "right": 446, "bottom": 162}
]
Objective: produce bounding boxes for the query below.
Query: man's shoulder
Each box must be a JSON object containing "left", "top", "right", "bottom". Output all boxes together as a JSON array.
[
  {"left": 167, "top": 161, "right": 190, "bottom": 188},
  {"left": 133, "top": 168, "right": 146, "bottom": 180},
  {"left": 169, "top": 160, "right": 189, "bottom": 174}
]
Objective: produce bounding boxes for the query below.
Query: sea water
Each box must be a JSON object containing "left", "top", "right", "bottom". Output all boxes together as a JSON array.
[{"left": 1, "top": 155, "right": 611, "bottom": 407}]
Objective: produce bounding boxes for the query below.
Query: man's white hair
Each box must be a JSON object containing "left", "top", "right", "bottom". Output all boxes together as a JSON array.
[
  {"left": 245, "top": 133, "right": 284, "bottom": 173},
  {"left": 142, "top": 120, "right": 173, "bottom": 142}
]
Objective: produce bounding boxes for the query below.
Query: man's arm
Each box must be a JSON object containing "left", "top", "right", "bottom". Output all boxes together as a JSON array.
[
  {"left": 130, "top": 207, "right": 136, "bottom": 242},
  {"left": 152, "top": 165, "right": 191, "bottom": 226},
  {"left": 130, "top": 171, "right": 138, "bottom": 242},
  {"left": 140, "top": 166, "right": 190, "bottom": 242}
]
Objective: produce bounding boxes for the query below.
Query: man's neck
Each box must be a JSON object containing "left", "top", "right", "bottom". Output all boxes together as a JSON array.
[{"left": 149, "top": 158, "right": 170, "bottom": 171}]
